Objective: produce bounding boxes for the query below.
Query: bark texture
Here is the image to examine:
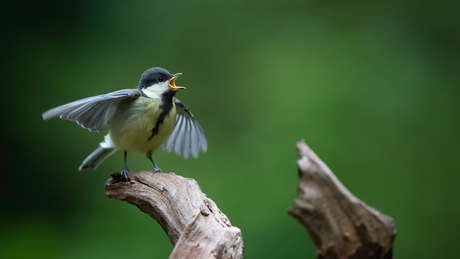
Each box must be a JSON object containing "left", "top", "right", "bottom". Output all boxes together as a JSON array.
[
  {"left": 105, "top": 171, "right": 243, "bottom": 259},
  {"left": 288, "top": 140, "right": 396, "bottom": 259}
]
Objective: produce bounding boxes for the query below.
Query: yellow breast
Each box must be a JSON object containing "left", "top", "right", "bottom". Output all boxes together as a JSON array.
[{"left": 108, "top": 97, "right": 176, "bottom": 154}]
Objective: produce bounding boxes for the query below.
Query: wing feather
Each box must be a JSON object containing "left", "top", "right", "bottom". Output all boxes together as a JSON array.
[
  {"left": 196, "top": 121, "right": 208, "bottom": 152},
  {"left": 43, "top": 89, "right": 140, "bottom": 132},
  {"left": 174, "top": 115, "right": 187, "bottom": 156},
  {"left": 190, "top": 122, "right": 199, "bottom": 158},
  {"left": 182, "top": 119, "right": 191, "bottom": 159},
  {"left": 162, "top": 98, "right": 207, "bottom": 159},
  {"left": 165, "top": 115, "right": 182, "bottom": 152}
]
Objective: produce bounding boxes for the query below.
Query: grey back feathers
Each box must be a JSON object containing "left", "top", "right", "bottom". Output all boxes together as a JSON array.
[
  {"left": 42, "top": 89, "right": 141, "bottom": 132},
  {"left": 161, "top": 98, "right": 208, "bottom": 159}
]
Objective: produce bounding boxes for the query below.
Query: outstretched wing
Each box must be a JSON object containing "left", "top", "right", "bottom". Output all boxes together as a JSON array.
[
  {"left": 162, "top": 98, "right": 208, "bottom": 159},
  {"left": 42, "top": 89, "right": 141, "bottom": 132}
]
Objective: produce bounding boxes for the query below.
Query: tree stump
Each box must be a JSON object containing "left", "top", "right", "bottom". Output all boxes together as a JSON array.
[{"left": 288, "top": 140, "right": 396, "bottom": 259}]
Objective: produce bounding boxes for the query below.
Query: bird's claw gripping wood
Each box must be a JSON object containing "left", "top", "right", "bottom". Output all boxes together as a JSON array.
[
  {"left": 120, "top": 168, "right": 130, "bottom": 181},
  {"left": 110, "top": 171, "right": 130, "bottom": 183}
]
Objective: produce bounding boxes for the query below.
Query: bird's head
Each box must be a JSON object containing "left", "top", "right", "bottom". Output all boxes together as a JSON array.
[{"left": 138, "top": 67, "right": 185, "bottom": 99}]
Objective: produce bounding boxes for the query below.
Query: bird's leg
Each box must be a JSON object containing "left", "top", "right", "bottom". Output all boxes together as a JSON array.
[
  {"left": 120, "top": 151, "right": 130, "bottom": 181},
  {"left": 148, "top": 154, "right": 162, "bottom": 173}
]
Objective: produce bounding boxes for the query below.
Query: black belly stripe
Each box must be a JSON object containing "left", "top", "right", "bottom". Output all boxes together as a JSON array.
[{"left": 147, "top": 91, "right": 175, "bottom": 141}]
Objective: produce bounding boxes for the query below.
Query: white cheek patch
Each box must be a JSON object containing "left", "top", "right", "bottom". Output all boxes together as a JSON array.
[{"left": 142, "top": 81, "right": 170, "bottom": 98}]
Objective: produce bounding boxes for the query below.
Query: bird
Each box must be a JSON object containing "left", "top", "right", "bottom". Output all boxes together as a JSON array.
[{"left": 42, "top": 67, "right": 208, "bottom": 181}]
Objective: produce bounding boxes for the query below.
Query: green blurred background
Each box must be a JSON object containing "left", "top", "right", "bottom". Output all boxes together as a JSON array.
[{"left": 1, "top": 0, "right": 459, "bottom": 258}]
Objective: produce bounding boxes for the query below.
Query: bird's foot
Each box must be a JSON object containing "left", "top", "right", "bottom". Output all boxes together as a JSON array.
[
  {"left": 120, "top": 168, "right": 130, "bottom": 181},
  {"left": 152, "top": 167, "right": 162, "bottom": 173},
  {"left": 110, "top": 169, "right": 130, "bottom": 183}
]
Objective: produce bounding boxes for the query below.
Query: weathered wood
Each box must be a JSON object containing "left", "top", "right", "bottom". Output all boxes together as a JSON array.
[
  {"left": 105, "top": 171, "right": 243, "bottom": 259},
  {"left": 288, "top": 140, "right": 396, "bottom": 259}
]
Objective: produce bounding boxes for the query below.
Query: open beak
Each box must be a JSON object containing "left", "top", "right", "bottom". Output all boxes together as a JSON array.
[{"left": 169, "top": 73, "right": 185, "bottom": 91}]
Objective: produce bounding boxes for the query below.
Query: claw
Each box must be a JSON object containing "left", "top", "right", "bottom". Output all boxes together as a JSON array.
[
  {"left": 148, "top": 155, "right": 161, "bottom": 174},
  {"left": 120, "top": 151, "right": 130, "bottom": 181},
  {"left": 120, "top": 168, "right": 130, "bottom": 181}
]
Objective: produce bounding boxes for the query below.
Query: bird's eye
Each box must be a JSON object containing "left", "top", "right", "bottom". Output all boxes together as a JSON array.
[{"left": 158, "top": 77, "right": 164, "bottom": 82}]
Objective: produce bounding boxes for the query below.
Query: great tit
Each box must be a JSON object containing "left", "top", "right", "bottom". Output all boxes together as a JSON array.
[{"left": 42, "top": 67, "right": 208, "bottom": 181}]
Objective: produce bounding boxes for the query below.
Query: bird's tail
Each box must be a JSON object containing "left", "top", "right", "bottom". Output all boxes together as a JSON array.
[{"left": 79, "top": 146, "right": 117, "bottom": 171}]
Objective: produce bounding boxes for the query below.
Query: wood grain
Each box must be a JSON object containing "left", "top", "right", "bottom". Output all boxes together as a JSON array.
[
  {"left": 288, "top": 140, "right": 396, "bottom": 259},
  {"left": 105, "top": 171, "right": 243, "bottom": 259}
]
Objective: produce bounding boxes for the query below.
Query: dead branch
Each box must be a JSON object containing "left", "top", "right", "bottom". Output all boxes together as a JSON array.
[
  {"left": 288, "top": 140, "right": 396, "bottom": 259},
  {"left": 105, "top": 171, "right": 243, "bottom": 259},
  {"left": 103, "top": 141, "right": 395, "bottom": 259}
]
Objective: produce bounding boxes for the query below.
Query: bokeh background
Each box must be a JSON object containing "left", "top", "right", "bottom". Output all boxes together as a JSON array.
[{"left": 1, "top": 1, "right": 459, "bottom": 258}]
